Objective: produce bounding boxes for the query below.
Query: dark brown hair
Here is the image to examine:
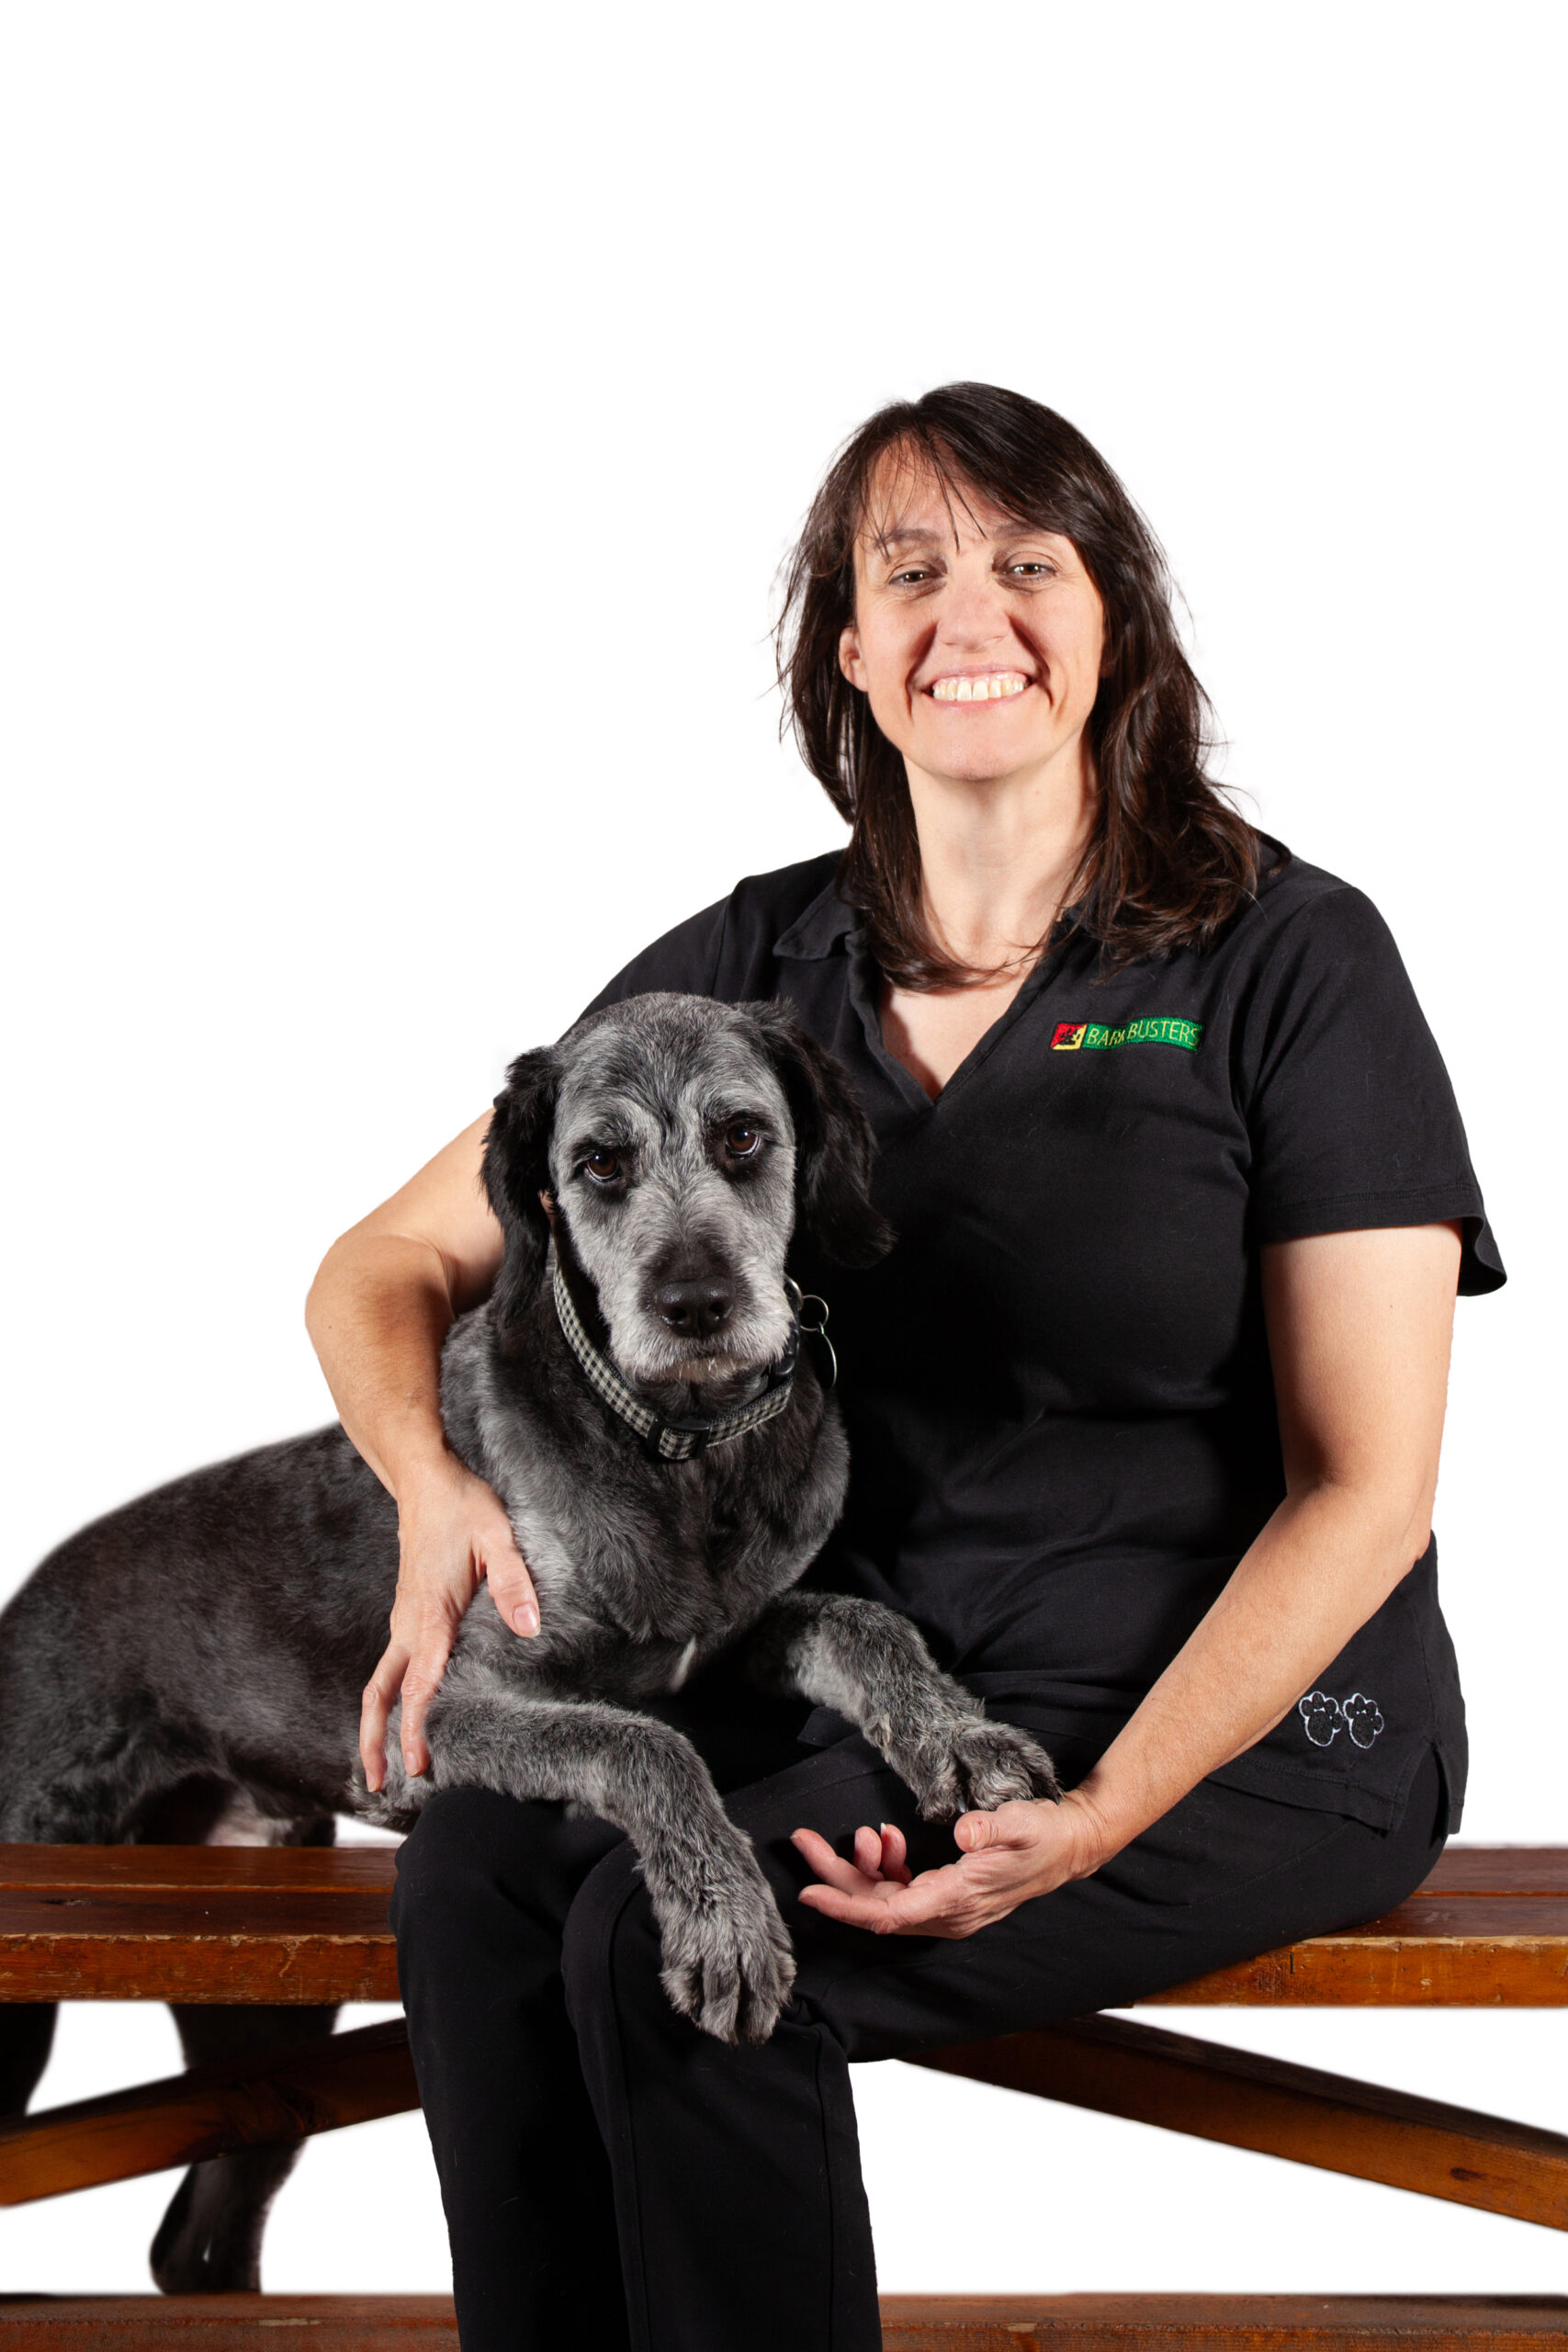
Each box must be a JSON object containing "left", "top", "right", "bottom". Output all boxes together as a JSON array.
[{"left": 775, "top": 382, "right": 1265, "bottom": 986}]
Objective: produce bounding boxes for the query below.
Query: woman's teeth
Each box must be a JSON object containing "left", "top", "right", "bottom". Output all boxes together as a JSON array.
[{"left": 930, "top": 673, "right": 1029, "bottom": 703}]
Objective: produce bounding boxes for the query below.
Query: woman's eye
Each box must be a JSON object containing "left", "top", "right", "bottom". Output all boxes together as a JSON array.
[
  {"left": 583, "top": 1150, "right": 623, "bottom": 1184},
  {"left": 724, "top": 1124, "right": 762, "bottom": 1159},
  {"left": 1009, "top": 561, "right": 1055, "bottom": 578}
]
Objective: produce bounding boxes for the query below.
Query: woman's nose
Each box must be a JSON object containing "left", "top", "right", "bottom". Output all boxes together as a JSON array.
[{"left": 933, "top": 575, "right": 1012, "bottom": 649}]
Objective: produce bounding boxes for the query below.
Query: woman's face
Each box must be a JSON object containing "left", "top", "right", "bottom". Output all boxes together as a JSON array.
[{"left": 839, "top": 458, "right": 1105, "bottom": 795}]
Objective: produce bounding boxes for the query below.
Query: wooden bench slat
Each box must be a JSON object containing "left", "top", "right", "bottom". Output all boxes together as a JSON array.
[
  {"left": 1140, "top": 1938, "right": 1568, "bottom": 2008},
  {"left": 5, "top": 2300, "right": 1568, "bottom": 2351},
  {"left": 878, "top": 2297, "right": 1568, "bottom": 2350},
  {"left": 1368, "top": 1899, "right": 1568, "bottom": 1935},
  {"left": 0, "top": 1954, "right": 395, "bottom": 2006},
  {"left": 0, "top": 1847, "right": 401, "bottom": 2002},
  {"left": 0, "top": 2298, "right": 456, "bottom": 2346},
  {"left": 913, "top": 2016, "right": 1568, "bottom": 2231},
  {"left": 6, "top": 1846, "right": 1568, "bottom": 2008},
  {"left": 0, "top": 1891, "right": 395, "bottom": 1935},
  {"left": 0, "top": 2020, "right": 419, "bottom": 2205},
  {"left": 1418, "top": 1849, "right": 1568, "bottom": 1896},
  {"left": 0, "top": 1847, "right": 399, "bottom": 1895},
  {"left": 0, "top": 1938, "right": 400, "bottom": 2006},
  {"left": 1, "top": 1844, "right": 1561, "bottom": 1898}
]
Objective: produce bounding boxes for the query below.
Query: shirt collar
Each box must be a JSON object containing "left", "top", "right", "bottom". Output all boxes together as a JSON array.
[{"left": 773, "top": 872, "right": 858, "bottom": 961}]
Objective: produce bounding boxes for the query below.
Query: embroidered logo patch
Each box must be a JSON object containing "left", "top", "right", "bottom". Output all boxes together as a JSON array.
[
  {"left": 1050, "top": 1017, "right": 1203, "bottom": 1053},
  {"left": 1298, "top": 1690, "right": 1385, "bottom": 1750}
]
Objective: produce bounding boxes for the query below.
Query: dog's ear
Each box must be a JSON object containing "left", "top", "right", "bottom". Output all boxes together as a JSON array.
[
  {"left": 482, "top": 1046, "right": 558, "bottom": 1311},
  {"left": 743, "top": 1001, "right": 894, "bottom": 1268}
]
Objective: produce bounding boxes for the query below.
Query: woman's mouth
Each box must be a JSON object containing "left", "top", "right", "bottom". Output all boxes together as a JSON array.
[{"left": 927, "top": 672, "right": 1031, "bottom": 704}]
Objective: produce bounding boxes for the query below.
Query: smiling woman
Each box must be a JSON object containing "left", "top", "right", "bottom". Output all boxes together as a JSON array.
[
  {"left": 294, "top": 383, "right": 1505, "bottom": 2352},
  {"left": 779, "top": 384, "right": 1259, "bottom": 993}
]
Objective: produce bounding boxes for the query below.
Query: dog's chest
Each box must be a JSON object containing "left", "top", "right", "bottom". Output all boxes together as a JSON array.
[
  {"left": 516, "top": 1466, "right": 787, "bottom": 1657},
  {"left": 446, "top": 1306, "right": 844, "bottom": 1698}
]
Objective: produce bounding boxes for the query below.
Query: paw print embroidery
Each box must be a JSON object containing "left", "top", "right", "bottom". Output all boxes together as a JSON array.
[
  {"left": 1342, "top": 1692, "right": 1385, "bottom": 1749},
  {"left": 1298, "top": 1691, "right": 1343, "bottom": 1747},
  {"left": 1297, "top": 1690, "right": 1385, "bottom": 1749}
]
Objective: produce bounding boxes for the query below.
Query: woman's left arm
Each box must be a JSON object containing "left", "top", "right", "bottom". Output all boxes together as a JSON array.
[{"left": 795, "top": 1221, "right": 1462, "bottom": 1938}]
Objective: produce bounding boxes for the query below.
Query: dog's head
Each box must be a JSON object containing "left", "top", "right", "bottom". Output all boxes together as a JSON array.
[{"left": 483, "top": 993, "right": 891, "bottom": 1391}]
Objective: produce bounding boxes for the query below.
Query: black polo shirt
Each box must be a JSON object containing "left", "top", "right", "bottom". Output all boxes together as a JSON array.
[{"left": 587, "top": 844, "right": 1503, "bottom": 1833}]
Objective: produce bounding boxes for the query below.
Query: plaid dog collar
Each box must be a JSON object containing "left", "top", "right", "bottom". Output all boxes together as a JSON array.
[{"left": 551, "top": 1260, "right": 803, "bottom": 1463}]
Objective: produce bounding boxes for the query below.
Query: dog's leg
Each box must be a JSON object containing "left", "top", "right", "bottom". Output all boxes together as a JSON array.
[
  {"left": 741, "top": 1591, "right": 1061, "bottom": 1815},
  {"left": 147, "top": 1801, "right": 340, "bottom": 2296},
  {"left": 379, "top": 1681, "right": 796, "bottom": 2043},
  {"left": 152, "top": 2000, "right": 339, "bottom": 2294},
  {"left": 0, "top": 2006, "right": 57, "bottom": 2118}
]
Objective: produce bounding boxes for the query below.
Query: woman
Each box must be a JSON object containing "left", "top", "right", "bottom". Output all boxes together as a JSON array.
[{"left": 308, "top": 384, "right": 1503, "bottom": 2351}]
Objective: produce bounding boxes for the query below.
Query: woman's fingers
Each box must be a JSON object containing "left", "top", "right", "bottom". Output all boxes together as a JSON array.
[
  {"left": 794, "top": 1800, "right": 1074, "bottom": 1939},
  {"left": 796, "top": 1823, "right": 917, "bottom": 1893},
  {"left": 798, "top": 1856, "right": 977, "bottom": 1935},
  {"left": 791, "top": 1826, "right": 871, "bottom": 1894},
  {"left": 880, "top": 1822, "right": 910, "bottom": 1878},
  {"left": 359, "top": 1641, "right": 410, "bottom": 1792},
  {"left": 362, "top": 1459, "right": 536, "bottom": 1797},
  {"left": 848, "top": 1823, "right": 914, "bottom": 1883},
  {"left": 398, "top": 1624, "right": 457, "bottom": 1779},
  {"left": 481, "top": 1516, "right": 540, "bottom": 1639},
  {"left": 953, "top": 1801, "right": 1047, "bottom": 1854}
]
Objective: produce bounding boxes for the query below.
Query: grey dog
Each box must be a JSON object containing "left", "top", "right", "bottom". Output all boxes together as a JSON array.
[{"left": 0, "top": 991, "right": 1056, "bottom": 2290}]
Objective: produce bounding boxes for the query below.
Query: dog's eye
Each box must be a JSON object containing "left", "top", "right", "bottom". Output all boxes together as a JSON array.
[
  {"left": 724, "top": 1123, "right": 762, "bottom": 1159},
  {"left": 582, "top": 1150, "right": 624, "bottom": 1185}
]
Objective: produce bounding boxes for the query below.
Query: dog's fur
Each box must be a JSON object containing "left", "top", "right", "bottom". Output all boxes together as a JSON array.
[{"left": 0, "top": 992, "right": 1056, "bottom": 2290}]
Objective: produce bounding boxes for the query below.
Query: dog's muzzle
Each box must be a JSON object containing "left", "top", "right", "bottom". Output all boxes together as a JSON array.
[{"left": 552, "top": 1259, "right": 807, "bottom": 1463}]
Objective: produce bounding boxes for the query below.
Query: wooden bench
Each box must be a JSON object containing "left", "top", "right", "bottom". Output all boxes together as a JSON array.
[{"left": 4, "top": 1841, "right": 1568, "bottom": 2348}]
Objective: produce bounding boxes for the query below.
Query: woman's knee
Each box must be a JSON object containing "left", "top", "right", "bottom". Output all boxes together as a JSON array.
[
  {"left": 560, "top": 1840, "right": 667, "bottom": 2035},
  {"left": 391, "top": 1786, "right": 615, "bottom": 1956}
]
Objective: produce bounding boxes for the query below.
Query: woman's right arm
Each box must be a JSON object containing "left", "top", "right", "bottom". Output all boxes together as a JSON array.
[{"left": 305, "top": 1114, "right": 540, "bottom": 1792}]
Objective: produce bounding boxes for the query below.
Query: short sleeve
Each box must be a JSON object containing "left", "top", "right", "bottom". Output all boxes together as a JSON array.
[
  {"left": 579, "top": 894, "right": 732, "bottom": 1019},
  {"left": 1238, "top": 886, "right": 1505, "bottom": 1295}
]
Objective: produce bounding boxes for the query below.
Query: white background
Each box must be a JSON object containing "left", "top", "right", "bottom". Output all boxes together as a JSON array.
[{"left": 2, "top": 0, "right": 1565, "bottom": 2307}]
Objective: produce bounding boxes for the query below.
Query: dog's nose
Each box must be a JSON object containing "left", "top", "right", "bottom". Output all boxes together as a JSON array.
[{"left": 653, "top": 1278, "right": 735, "bottom": 1336}]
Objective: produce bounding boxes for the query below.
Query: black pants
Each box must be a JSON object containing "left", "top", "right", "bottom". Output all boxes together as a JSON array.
[{"left": 391, "top": 1714, "right": 1446, "bottom": 2352}]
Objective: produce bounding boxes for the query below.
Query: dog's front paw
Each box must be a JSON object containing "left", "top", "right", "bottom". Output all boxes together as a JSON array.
[
  {"left": 901, "top": 1716, "right": 1061, "bottom": 1819},
  {"left": 654, "top": 1844, "right": 797, "bottom": 2046}
]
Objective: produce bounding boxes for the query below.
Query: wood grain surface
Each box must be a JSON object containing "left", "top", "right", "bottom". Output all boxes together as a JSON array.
[
  {"left": 4, "top": 1846, "right": 1568, "bottom": 2008},
  {"left": 0, "top": 1847, "right": 400, "bottom": 1894},
  {"left": 1418, "top": 1851, "right": 1568, "bottom": 1897},
  {"left": 0, "top": 2299, "right": 456, "bottom": 2347},
  {"left": 878, "top": 2298, "right": 1568, "bottom": 2350},
  {"left": 1139, "top": 1930, "right": 1568, "bottom": 2008},
  {"left": 0, "top": 1846, "right": 400, "bottom": 2004},
  {"left": 4, "top": 2299, "right": 1568, "bottom": 2350}
]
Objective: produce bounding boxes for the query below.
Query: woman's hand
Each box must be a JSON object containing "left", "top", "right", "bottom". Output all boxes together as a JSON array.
[
  {"left": 792, "top": 1789, "right": 1111, "bottom": 1939},
  {"left": 359, "top": 1453, "right": 539, "bottom": 1792}
]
